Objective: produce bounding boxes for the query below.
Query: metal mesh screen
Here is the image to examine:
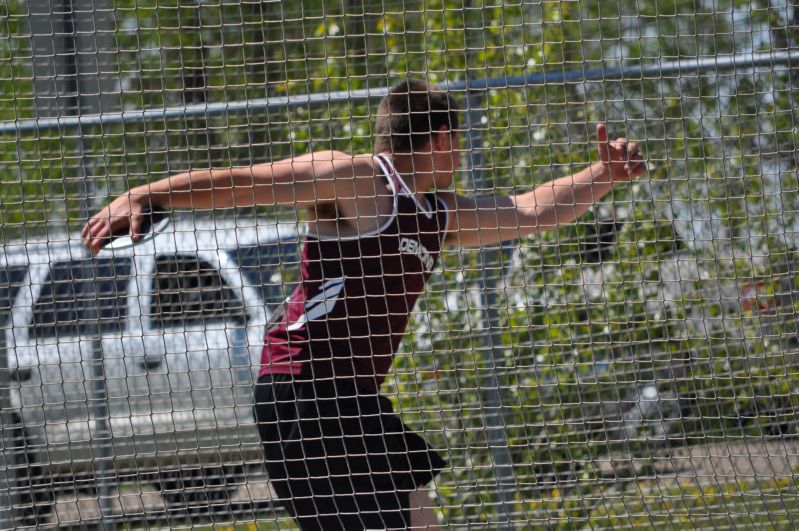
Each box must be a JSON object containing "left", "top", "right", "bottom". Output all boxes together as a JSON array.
[{"left": 2, "top": 0, "right": 799, "bottom": 528}]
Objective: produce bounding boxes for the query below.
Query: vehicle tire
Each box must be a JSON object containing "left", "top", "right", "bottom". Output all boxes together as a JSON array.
[
  {"left": 156, "top": 464, "right": 245, "bottom": 523},
  {"left": 6, "top": 413, "right": 55, "bottom": 527}
]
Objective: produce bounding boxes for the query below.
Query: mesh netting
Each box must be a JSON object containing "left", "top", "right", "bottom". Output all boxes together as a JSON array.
[{"left": 1, "top": 0, "right": 799, "bottom": 528}]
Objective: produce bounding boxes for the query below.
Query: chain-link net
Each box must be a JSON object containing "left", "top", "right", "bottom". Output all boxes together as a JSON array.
[{"left": 2, "top": 0, "right": 799, "bottom": 528}]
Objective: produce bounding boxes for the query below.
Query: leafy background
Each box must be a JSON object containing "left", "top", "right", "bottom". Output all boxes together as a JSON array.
[{"left": 2, "top": 0, "right": 799, "bottom": 527}]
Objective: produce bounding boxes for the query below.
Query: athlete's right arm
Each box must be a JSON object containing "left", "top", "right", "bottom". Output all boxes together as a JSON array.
[{"left": 82, "top": 150, "right": 366, "bottom": 254}]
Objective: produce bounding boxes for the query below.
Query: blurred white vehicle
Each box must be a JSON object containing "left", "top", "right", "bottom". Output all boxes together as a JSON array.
[{"left": 0, "top": 215, "right": 299, "bottom": 524}]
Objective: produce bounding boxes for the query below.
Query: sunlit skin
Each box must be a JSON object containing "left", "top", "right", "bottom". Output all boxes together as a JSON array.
[
  {"left": 82, "top": 123, "right": 642, "bottom": 254},
  {"left": 385, "top": 128, "right": 461, "bottom": 197},
  {"left": 80, "top": 119, "right": 643, "bottom": 529}
]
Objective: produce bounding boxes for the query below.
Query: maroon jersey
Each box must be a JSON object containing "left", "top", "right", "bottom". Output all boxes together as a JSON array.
[{"left": 259, "top": 154, "right": 449, "bottom": 392}]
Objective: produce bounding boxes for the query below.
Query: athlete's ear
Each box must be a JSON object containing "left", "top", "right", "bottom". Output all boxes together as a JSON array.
[{"left": 431, "top": 126, "right": 452, "bottom": 152}]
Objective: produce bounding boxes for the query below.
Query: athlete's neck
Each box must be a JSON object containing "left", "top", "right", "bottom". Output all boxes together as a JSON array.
[{"left": 383, "top": 152, "right": 435, "bottom": 202}]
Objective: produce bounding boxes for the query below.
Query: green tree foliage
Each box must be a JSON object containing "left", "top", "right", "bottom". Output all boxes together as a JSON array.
[{"left": 1, "top": 0, "right": 798, "bottom": 526}]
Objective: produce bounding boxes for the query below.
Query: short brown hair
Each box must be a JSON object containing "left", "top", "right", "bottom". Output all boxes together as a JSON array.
[{"left": 373, "top": 79, "right": 460, "bottom": 154}]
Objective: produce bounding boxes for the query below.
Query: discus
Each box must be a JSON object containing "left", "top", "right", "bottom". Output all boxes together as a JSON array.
[{"left": 102, "top": 207, "right": 171, "bottom": 251}]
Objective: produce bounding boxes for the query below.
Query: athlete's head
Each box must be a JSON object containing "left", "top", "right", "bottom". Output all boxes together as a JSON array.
[
  {"left": 374, "top": 79, "right": 460, "bottom": 154},
  {"left": 374, "top": 80, "right": 461, "bottom": 187}
]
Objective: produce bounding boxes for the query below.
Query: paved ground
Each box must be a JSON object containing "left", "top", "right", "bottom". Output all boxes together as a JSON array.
[
  {"left": 45, "top": 479, "right": 279, "bottom": 527},
  {"left": 37, "top": 440, "right": 799, "bottom": 526},
  {"left": 662, "top": 439, "right": 799, "bottom": 479},
  {"left": 596, "top": 439, "right": 799, "bottom": 492}
]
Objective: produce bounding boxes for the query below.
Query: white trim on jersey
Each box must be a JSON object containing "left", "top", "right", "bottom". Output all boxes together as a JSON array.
[
  {"left": 436, "top": 195, "right": 450, "bottom": 235},
  {"left": 286, "top": 277, "right": 345, "bottom": 332},
  {"left": 388, "top": 162, "right": 434, "bottom": 219},
  {"left": 305, "top": 154, "right": 400, "bottom": 241}
]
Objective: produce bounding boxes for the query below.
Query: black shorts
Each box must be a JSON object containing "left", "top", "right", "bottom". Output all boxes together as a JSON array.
[{"left": 253, "top": 374, "right": 446, "bottom": 531}]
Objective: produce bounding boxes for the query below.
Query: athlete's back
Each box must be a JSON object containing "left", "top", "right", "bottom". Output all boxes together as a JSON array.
[{"left": 260, "top": 154, "right": 449, "bottom": 392}]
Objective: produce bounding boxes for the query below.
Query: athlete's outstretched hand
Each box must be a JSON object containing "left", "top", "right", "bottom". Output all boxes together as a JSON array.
[
  {"left": 596, "top": 123, "right": 646, "bottom": 182},
  {"left": 81, "top": 192, "right": 150, "bottom": 255}
]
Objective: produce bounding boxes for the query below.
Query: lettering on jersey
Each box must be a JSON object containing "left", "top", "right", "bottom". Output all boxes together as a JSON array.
[
  {"left": 287, "top": 277, "right": 344, "bottom": 331},
  {"left": 399, "top": 237, "right": 434, "bottom": 272}
]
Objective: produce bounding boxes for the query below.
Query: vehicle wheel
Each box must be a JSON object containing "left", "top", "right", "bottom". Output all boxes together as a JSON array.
[
  {"left": 156, "top": 464, "right": 245, "bottom": 523},
  {"left": 6, "top": 413, "right": 55, "bottom": 527}
]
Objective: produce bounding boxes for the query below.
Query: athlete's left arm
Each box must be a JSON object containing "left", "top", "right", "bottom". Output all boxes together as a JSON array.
[{"left": 441, "top": 124, "right": 646, "bottom": 248}]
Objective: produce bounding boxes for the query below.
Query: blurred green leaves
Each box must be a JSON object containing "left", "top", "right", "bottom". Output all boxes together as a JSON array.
[{"left": 2, "top": 0, "right": 799, "bottom": 525}]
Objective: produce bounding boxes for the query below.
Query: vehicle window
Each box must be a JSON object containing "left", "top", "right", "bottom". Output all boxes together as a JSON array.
[
  {"left": 229, "top": 241, "right": 298, "bottom": 306},
  {"left": 150, "top": 254, "right": 246, "bottom": 328},
  {"left": 0, "top": 265, "right": 27, "bottom": 324},
  {"left": 31, "top": 258, "right": 131, "bottom": 338}
]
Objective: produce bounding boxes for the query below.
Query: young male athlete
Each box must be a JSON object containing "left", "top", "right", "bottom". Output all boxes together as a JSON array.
[{"left": 83, "top": 79, "right": 645, "bottom": 530}]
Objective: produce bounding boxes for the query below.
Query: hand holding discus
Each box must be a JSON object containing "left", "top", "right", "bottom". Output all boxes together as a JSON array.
[
  {"left": 82, "top": 193, "right": 170, "bottom": 254},
  {"left": 596, "top": 123, "right": 647, "bottom": 182}
]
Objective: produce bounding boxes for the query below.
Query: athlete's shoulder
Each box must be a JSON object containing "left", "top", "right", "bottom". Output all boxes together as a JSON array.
[
  {"left": 299, "top": 151, "right": 380, "bottom": 192},
  {"left": 300, "top": 150, "right": 373, "bottom": 172},
  {"left": 320, "top": 152, "right": 382, "bottom": 182},
  {"left": 433, "top": 190, "right": 457, "bottom": 210},
  {"left": 352, "top": 153, "right": 380, "bottom": 172}
]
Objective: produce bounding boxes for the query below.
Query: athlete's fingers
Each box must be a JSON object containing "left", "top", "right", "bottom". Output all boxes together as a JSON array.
[
  {"left": 596, "top": 123, "right": 610, "bottom": 163},
  {"left": 85, "top": 222, "right": 108, "bottom": 255},
  {"left": 596, "top": 123, "right": 609, "bottom": 144},
  {"left": 627, "top": 142, "right": 643, "bottom": 165},
  {"left": 84, "top": 207, "right": 128, "bottom": 254},
  {"left": 80, "top": 219, "right": 92, "bottom": 240},
  {"left": 597, "top": 126, "right": 645, "bottom": 179},
  {"left": 613, "top": 138, "right": 628, "bottom": 158},
  {"left": 626, "top": 151, "right": 647, "bottom": 177},
  {"left": 626, "top": 141, "right": 639, "bottom": 158},
  {"left": 84, "top": 213, "right": 104, "bottom": 232},
  {"left": 129, "top": 213, "right": 142, "bottom": 241},
  {"left": 83, "top": 217, "right": 103, "bottom": 245}
]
